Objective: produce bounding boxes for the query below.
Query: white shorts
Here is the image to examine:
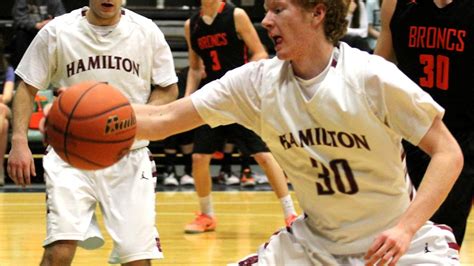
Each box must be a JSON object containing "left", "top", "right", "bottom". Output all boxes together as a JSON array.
[
  {"left": 235, "top": 216, "right": 460, "bottom": 266},
  {"left": 43, "top": 147, "right": 162, "bottom": 264}
]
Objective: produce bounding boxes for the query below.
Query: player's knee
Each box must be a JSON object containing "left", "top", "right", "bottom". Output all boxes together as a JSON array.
[
  {"left": 254, "top": 152, "right": 273, "bottom": 168},
  {"left": 41, "top": 240, "right": 78, "bottom": 265},
  {"left": 192, "top": 153, "right": 211, "bottom": 165}
]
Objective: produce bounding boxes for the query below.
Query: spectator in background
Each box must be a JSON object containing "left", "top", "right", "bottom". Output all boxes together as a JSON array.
[
  {"left": 0, "top": 37, "right": 14, "bottom": 186},
  {"left": 375, "top": 0, "right": 474, "bottom": 246},
  {"left": 366, "top": 0, "right": 381, "bottom": 52},
  {"left": 11, "top": 0, "right": 65, "bottom": 68},
  {"left": 183, "top": 0, "right": 297, "bottom": 234},
  {"left": 341, "top": 0, "right": 371, "bottom": 52}
]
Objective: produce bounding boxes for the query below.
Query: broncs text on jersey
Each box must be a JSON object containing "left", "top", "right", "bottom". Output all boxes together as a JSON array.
[
  {"left": 408, "top": 26, "right": 466, "bottom": 52},
  {"left": 197, "top": 33, "right": 228, "bottom": 50}
]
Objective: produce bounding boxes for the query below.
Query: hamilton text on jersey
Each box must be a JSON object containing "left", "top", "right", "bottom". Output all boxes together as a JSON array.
[
  {"left": 279, "top": 127, "right": 371, "bottom": 151},
  {"left": 66, "top": 55, "right": 140, "bottom": 78},
  {"left": 408, "top": 26, "right": 466, "bottom": 51}
]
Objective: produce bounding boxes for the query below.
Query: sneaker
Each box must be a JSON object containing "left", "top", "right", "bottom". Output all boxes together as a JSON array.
[
  {"left": 219, "top": 172, "right": 240, "bottom": 186},
  {"left": 285, "top": 214, "right": 298, "bottom": 227},
  {"left": 163, "top": 173, "right": 179, "bottom": 186},
  {"left": 180, "top": 174, "right": 195, "bottom": 186},
  {"left": 240, "top": 169, "right": 256, "bottom": 187},
  {"left": 255, "top": 174, "right": 269, "bottom": 185},
  {"left": 184, "top": 212, "right": 217, "bottom": 234}
]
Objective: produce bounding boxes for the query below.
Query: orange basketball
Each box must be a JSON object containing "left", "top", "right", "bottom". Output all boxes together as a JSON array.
[{"left": 45, "top": 81, "right": 136, "bottom": 170}]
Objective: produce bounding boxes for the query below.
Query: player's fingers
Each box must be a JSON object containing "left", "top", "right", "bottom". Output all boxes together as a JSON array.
[
  {"left": 365, "top": 244, "right": 390, "bottom": 266},
  {"left": 376, "top": 248, "right": 395, "bottom": 266},
  {"left": 7, "top": 164, "right": 18, "bottom": 185},
  {"left": 30, "top": 158, "right": 36, "bottom": 179},
  {"left": 387, "top": 251, "right": 403, "bottom": 266},
  {"left": 365, "top": 237, "right": 384, "bottom": 260}
]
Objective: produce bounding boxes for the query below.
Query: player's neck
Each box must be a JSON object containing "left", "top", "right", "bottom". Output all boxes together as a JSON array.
[
  {"left": 433, "top": 0, "right": 452, "bottom": 8},
  {"left": 291, "top": 42, "right": 335, "bottom": 80},
  {"left": 201, "top": 0, "right": 221, "bottom": 17}
]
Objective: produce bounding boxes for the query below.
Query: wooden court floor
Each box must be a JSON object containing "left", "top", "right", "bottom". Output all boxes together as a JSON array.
[{"left": 0, "top": 191, "right": 473, "bottom": 265}]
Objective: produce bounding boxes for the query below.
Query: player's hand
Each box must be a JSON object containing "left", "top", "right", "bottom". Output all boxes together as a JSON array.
[
  {"left": 364, "top": 224, "right": 412, "bottom": 266},
  {"left": 7, "top": 139, "right": 36, "bottom": 188}
]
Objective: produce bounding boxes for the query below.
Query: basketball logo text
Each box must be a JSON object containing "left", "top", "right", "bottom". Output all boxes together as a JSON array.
[{"left": 105, "top": 114, "right": 136, "bottom": 134}]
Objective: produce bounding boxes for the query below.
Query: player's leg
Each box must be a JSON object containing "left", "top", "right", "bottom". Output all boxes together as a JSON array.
[
  {"left": 162, "top": 135, "right": 179, "bottom": 186},
  {"left": 230, "top": 125, "right": 297, "bottom": 225},
  {"left": 218, "top": 141, "right": 240, "bottom": 185},
  {"left": 178, "top": 130, "right": 195, "bottom": 186},
  {"left": 235, "top": 217, "right": 337, "bottom": 265},
  {"left": 398, "top": 222, "right": 460, "bottom": 265},
  {"left": 98, "top": 148, "right": 162, "bottom": 264},
  {"left": 42, "top": 150, "right": 103, "bottom": 264},
  {"left": 40, "top": 240, "right": 78, "bottom": 266},
  {"left": 185, "top": 125, "right": 222, "bottom": 233}
]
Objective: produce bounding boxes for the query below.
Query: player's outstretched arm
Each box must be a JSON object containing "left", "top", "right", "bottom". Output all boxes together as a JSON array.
[
  {"left": 133, "top": 97, "right": 205, "bottom": 141},
  {"left": 365, "top": 116, "right": 463, "bottom": 266}
]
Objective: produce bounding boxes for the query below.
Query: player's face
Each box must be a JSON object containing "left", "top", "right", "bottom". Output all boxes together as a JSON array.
[
  {"left": 87, "top": 0, "right": 123, "bottom": 26},
  {"left": 262, "top": 0, "right": 315, "bottom": 61}
]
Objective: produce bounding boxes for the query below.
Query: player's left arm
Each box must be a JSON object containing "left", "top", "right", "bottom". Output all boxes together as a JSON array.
[
  {"left": 365, "top": 116, "right": 463, "bottom": 266},
  {"left": 147, "top": 83, "right": 179, "bottom": 106},
  {"left": 234, "top": 8, "right": 268, "bottom": 61}
]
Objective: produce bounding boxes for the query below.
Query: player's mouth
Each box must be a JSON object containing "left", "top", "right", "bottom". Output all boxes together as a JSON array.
[
  {"left": 271, "top": 35, "right": 283, "bottom": 50},
  {"left": 101, "top": 2, "right": 115, "bottom": 10}
]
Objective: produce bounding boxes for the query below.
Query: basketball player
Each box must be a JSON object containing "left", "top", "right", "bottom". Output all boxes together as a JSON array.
[
  {"left": 375, "top": 0, "right": 474, "bottom": 246},
  {"left": 131, "top": 0, "right": 463, "bottom": 264},
  {"left": 183, "top": 0, "right": 297, "bottom": 234},
  {"left": 7, "top": 0, "right": 178, "bottom": 265}
]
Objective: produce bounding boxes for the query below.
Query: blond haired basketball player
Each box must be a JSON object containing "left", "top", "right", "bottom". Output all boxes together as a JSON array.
[
  {"left": 7, "top": 0, "right": 178, "bottom": 265},
  {"left": 131, "top": 0, "right": 463, "bottom": 265}
]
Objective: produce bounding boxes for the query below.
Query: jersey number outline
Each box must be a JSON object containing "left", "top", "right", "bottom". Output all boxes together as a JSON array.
[
  {"left": 310, "top": 158, "right": 359, "bottom": 195},
  {"left": 210, "top": 50, "right": 222, "bottom": 71},
  {"left": 419, "top": 54, "right": 450, "bottom": 90}
]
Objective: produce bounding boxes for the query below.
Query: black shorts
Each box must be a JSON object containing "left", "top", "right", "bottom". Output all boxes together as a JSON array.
[
  {"left": 193, "top": 124, "right": 269, "bottom": 155},
  {"left": 163, "top": 129, "right": 194, "bottom": 150}
]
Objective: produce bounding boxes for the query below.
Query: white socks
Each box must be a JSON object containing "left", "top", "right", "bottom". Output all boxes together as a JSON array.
[{"left": 199, "top": 195, "right": 214, "bottom": 217}]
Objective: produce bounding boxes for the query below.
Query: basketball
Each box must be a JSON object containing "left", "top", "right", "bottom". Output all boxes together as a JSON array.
[{"left": 45, "top": 81, "right": 137, "bottom": 170}]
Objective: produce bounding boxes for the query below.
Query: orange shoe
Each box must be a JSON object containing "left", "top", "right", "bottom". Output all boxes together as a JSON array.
[
  {"left": 184, "top": 213, "right": 217, "bottom": 234},
  {"left": 285, "top": 214, "right": 298, "bottom": 227},
  {"left": 240, "top": 168, "right": 256, "bottom": 187}
]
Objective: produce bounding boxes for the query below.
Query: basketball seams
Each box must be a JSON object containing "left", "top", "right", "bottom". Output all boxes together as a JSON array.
[
  {"left": 63, "top": 103, "right": 132, "bottom": 120},
  {"left": 46, "top": 81, "right": 136, "bottom": 170},
  {"left": 61, "top": 82, "right": 103, "bottom": 163}
]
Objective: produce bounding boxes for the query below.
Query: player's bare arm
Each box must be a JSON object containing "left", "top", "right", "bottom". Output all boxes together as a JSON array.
[
  {"left": 234, "top": 8, "right": 268, "bottom": 61},
  {"left": 374, "top": 0, "right": 397, "bottom": 62},
  {"left": 134, "top": 97, "right": 204, "bottom": 141},
  {"left": 365, "top": 116, "right": 463, "bottom": 265},
  {"left": 184, "top": 19, "right": 205, "bottom": 97},
  {"left": 7, "top": 81, "right": 38, "bottom": 187},
  {"left": 148, "top": 83, "right": 178, "bottom": 106}
]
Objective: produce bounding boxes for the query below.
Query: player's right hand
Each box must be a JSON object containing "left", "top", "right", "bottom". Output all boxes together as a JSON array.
[{"left": 7, "top": 139, "right": 36, "bottom": 188}]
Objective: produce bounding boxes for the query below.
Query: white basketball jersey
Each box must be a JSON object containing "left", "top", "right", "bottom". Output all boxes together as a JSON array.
[
  {"left": 192, "top": 42, "right": 444, "bottom": 254},
  {"left": 16, "top": 7, "right": 178, "bottom": 149}
]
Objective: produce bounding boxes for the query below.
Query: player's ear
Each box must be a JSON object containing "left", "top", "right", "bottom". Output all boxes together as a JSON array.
[{"left": 311, "top": 3, "right": 326, "bottom": 23}]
